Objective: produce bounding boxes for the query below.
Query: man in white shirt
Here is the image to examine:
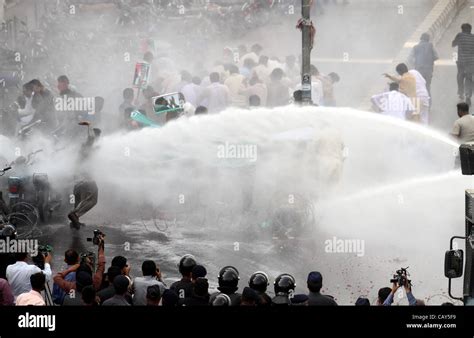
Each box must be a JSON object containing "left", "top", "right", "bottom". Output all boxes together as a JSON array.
[
  {"left": 6, "top": 252, "right": 52, "bottom": 299},
  {"left": 181, "top": 77, "right": 203, "bottom": 107},
  {"left": 408, "top": 69, "right": 430, "bottom": 124},
  {"left": 132, "top": 260, "right": 166, "bottom": 306},
  {"left": 16, "top": 272, "right": 46, "bottom": 306},
  {"left": 17, "top": 83, "right": 35, "bottom": 126},
  {"left": 451, "top": 102, "right": 474, "bottom": 142},
  {"left": 198, "top": 72, "right": 230, "bottom": 114},
  {"left": 371, "top": 83, "right": 415, "bottom": 120}
]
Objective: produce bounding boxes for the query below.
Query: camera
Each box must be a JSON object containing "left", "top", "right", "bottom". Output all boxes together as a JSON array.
[
  {"left": 86, "top": 229, "right": 104, "bottom": 245},
  {"left": 38, "top": 244, "right": 53, "bottom": 256},
  {"left": 32, "top": 244, "right": 52, "bottom": 270},
  {"left": 390, "top": 267, "right": 411, "bottom": 287}
]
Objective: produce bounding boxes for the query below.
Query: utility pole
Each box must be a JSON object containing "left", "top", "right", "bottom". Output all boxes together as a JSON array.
[{"left": 301, "top": 0, "right": 312, "bottom": 105}]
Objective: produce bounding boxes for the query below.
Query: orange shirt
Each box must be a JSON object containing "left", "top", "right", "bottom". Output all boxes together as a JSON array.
[{"left": 399, "top": 72, "right": 417, "bottom": 98}]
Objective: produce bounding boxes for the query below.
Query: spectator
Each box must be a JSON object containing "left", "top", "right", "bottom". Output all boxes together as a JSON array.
[
  {"left": 248, "top": 271, "right": 272, "bottom": 306},
  {"left": 355, "top": 297, "right": 370, "bottom": 306},
  {"left": 209, "top": 266, "right": 241, "bottom": 306},
  {"left": 295, "top": 65, "right": 324, "bottom": 105},
  {"left": 62, "top": 271, "right": 93, "bottom": 306},
  {"left": 52, "top": 249, "right": 79, "bottom": 305},
  {"left": 16, "top": 272, "right": 46, "bottom": 306},
  {"left": 97, "top": 266, "right": 123, "bottom": 304},
  {"left": 81, "top": 285, "right": 98, "bottom": 306},
  {"left": 111, "top": 255, "right": 131, "bottom": 280},
  {"left": 239, "top": 43, "right": 263, "bottom": 67},
  {"left": 103, "top": 275, "right": 131, "bottom": 306},
  {"left": 132, "top": 260, "right": 166, "bottom": 305},
  {"left": 119, "top": 88, "right": 136, "bottom": 126},
  {"left": 211, "top": 293, "right": 231, "bottom": 306},
  {"left": 194, "top": 106, "right": 208, "bottom": 115},
  {"left": 240, "top": 287, "right": 259, "bottom": 306},
  {"left": 377, "top": 287, "right": 392, "bottom": 305},
  {"left": 17, "top": 82, "right": 35, "bottom": 127},
  {"left": 170, "top": 255, "right": 196, "bottom": 300},
  {"left": 253, "top": 55, "right": 271, "bottom": 84},
  {"left": 291, "top": 294, "right": 309, "bottom": 306},
  {"left": 29, "top": 79, "right": 57, "bottom": 133},
  {"left": 409, "top": 33, "right": 438, "bottom": 93},
  {"left": 198, "top": 72, "right": 230, "bottom": 113},
  {"left": 162, "top": 289, "right": 179, "bottom": 307},
  {"left": 0, "top": 278, "right": 14, "bottom": 306},
  {"left": 452, "top": 23, "right": 474, "bottom": 105},
  {"left": 371, "top": 82, "right": 415, "bottom": 120},
  {"left": 240, "top": 75, "right": 267, "bottom": 107},
  {"left": 224, "top": 64, "right": 247, "bottom": 108},
  {"left": 451, "top": 102, "right": 474, "bottom": 143},
  {"left": 181, "top": 77, "right": 203, "bottom": 107},
  {"left": 146, "top": 285, "right": 161, "bottom": 306},
  {"left": 249, "top": 95, "right": 261, "bottom": 108},
  {"left": 306, "top": 271, "right": 338, "bottom": 306},
  {"left": 191, "top": 265, "right": 207, "bottom": 281},
  {"left": 182, "top": 277, "right": 210, "bottom": 306},
  {"left": 267, "top": 68, "right": 290, "bottom": 107},
  {"left": 6, "top": 252, "right": 52, "bottom": 299},
  {"left": 383, "top": 280, "right": 417, "bottom": 306},
  {"left": 54, "top": 235, "right": 105, "bottom": 294}
]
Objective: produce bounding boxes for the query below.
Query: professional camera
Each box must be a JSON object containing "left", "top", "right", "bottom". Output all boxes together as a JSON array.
[
  {"left": 86, "top": 229, "right": 104, "bottom": 245},
  {"left": 390, "top": 267, "right": 411, "bottom": 287},
  {"left": 32, "top": 244, "right": 52, "bottom": 270},
  {"left": 80, "top": 251, "right": 96, "bottom": 273}
]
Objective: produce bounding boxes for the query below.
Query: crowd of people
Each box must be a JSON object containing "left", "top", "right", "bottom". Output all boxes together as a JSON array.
[{"left": 0, "top": 238, "right": 457, "bottom": 306}]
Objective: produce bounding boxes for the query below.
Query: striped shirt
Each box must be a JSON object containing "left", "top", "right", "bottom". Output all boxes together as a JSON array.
[{"left": 453, "top": 32, "right": 474, "bottom": 65}]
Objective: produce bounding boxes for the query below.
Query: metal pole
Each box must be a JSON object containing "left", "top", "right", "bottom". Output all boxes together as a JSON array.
[{"left": 301, "top": 0, "right": 312, "bottom": 105}]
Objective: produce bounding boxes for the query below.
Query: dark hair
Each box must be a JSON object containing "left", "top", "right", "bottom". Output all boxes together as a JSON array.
[
  {"left": 81, "top": 285, "right": 97, "bottom": 305},
  {"left": 228, "top": 64, "right": 240, "bottom": 75},
  {"left": 389, "top": 82, "right": 399, "bottom": 91},
  {"left": 65, "top": 249, "right": 79, "bottom": 265},
  {"left": 106, "top": 266, "right": 122, "bottom": 284},
  {"left": 141, "top": 260, "right": 157, "bottom": 277},
  {"left": 378, "top": 287, "right": 392, "bottom": 303},
  {"left": 395, "top": 63, "right": 409, "bottom": 75},
  {"left": 161, "top": 289, "right": 179, "bottom": 306},
  {"left": 28, "top": 79, "right": 42, "bottom": 88},
  {"left": 458, "top": 102, "right": 470, "bottom": 113},
  {"left": 193, "top": 277, "right": 209, "bottom": 297},
  {"left": 23, "top": 82, "right": 34, "bottom": 91},
  {"left": 192, "top": 76, "right": 201, "bottom": 85},
  {"left": 441, "top": 302, "right": 455, "bottom": 306},
  {"left": 251, "top": 43, "right": 263, "bottom": 54},
  {"left": 146, "top": 285, "right": 161, "bottom": 301},
  {"left": 111, "top": 256, "right": 128, "bottom": 270},
  {"left": 328, "top": 72, "right": 340, "bottom": 83},
  {"left": 307, "top": 280, "right": 322, "bottom": 293},
  {"left": 30, "top": 272, "right": 46, "bottom": 291},
  {"left": 462, "top": 23, "right": 472, "bottom": 33},
  {"left": 420, "top": 33, "right": 430, "bottom": 42},
  {"left": 249, "top": 95, "right": 261, "bottom": 107},
  {"left": 113, "top": 275, "right": 129, "bottom": 295},
  {"left": 210, "top": 72, "right": 220, "bottom": 83},
  {"left": 293, "top": 90, "right": 303, "bottom": 103},
  {"left": 57, "top": 75, "right": 69, "bottom": 83},
  {"left": 195, "top": 106, "right": 208, "bottom": 115},
  {"left": 259, "top": 55, "right": 269, "bottom": 65},
  {"left": 15, "top": 252, "right": 28, "bottom": 261},
  {"left": 123, "top": 88, "right": 134, "bottom": 100}
]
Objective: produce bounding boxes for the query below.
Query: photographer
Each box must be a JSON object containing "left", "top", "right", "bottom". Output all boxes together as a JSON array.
[
  {"left": 383, "top": 274, "right": 417, "bottom": 306},
  {"left": 132, "top": 260, "right": 166, "bottom": 306},
  {"left": 6, "top": 252, "right": 52, "bottom": 299},
  {"left": 53, "top": 232, "right": 105, "bottom": 293},
  {"left": 52, "top": 249, "right": 79, "bottom": 305}
]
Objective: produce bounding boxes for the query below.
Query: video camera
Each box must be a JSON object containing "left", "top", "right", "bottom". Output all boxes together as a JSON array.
[
  {"left": 32, "top": 244, "right": 53, "bottom": 270},
  {"left": 390, "top": 267, "right": 411, "bottom": 287},
  {"left": 86, "top": 229, "right": 104, "bottom": 245}
]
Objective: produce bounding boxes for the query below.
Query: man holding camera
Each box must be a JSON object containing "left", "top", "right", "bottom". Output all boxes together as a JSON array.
[
  {"left": 383, "top": 270, "right": 417, "bottom": 306},
  {"left": 53, "top": 232, "right": 105, "bottom": 297}
]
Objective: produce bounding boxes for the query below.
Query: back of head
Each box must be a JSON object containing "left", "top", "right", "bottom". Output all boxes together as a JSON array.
[
  {"left": 123, "top": 88, "right": 134, "bottom": 100},
  {"left": 210, "top": 72, "right": 220, "bottom": 83},
  {"left": 307, "top": 271, "right": 323, "bottom": 293},
  {"left": 218, "top": 266, "right": 240, "bottom": 293},
  {"left": 76, "top": 271, "right": 93, "bottom": 292},
  {"left": 457, "top": 102, "right": 470, "bottom": 115},
  {"left": 241, "top": 286, "right": 259, "bottom": 305},
  {"left": 113, "top": 275, "right": 129, "bottom": 295},
  {"left": 212, "top": 293, "right": 231, "bottom": 306},
  {"left": 395, "top": 63, "right": 408, "bottom": 75},
  {"left": 274, "top": 273, "right": 296, "bottom": 295},
  {"left": 192, "top": 76, "right": 201, "bottom": 85},
  {"left": 94, "top": 96, "right": 105, "bottom": 112},
  {"left": 251, "top": 43, "right": 263, "bottom": 55},
  {"left": 259, "top": 55, "right": 269, "bottom": 65},
  {"left": 462, "top": 23, "right": 472, "bottom": 33},
  {"left": 310, "top": 65, "right": 319, "bottom": 76},
  {"left": 162, "top": 289, "right": 179, "bottom": 306},
  {"left": 195, "top": 106, "right": 208, "bottom": 115},
  {"left": 355, "top": 297, "right": 371, "bottom": 306},
  {"left": 30, "top": 272, "right": 46, "bottom": 291},
  {"left": 65, "top": 249, "right": 79, "bottom": 265},
  {"left": 107, "top": 266, "right": 121, "bottom": 284},
  {"left": 146, "top": 285, "right": 161, "bottom": 302},
  {"left": 249, "top": 95, "right": 261, "bottom": 107},
  {"left": 293, "top": 90, "right": 303, "bottom": 103},
  {"left": 328, "top": 72, "right": 340, "bottom": 83},
  {"left": 193, "top": 277, "right": 209, "bottom": 297},
  {"left": 389, "top": 82, "right": 399, "bottom": 91},
  {"left": 81, "top": 285, "right": 96, "bottom": 305},
  {"left": 16, "top": 252, "right": 28, "bottom": 262},
  {"left": 420, "top": 32, "right": 430, "bottom": 42},
  {"left": 249, "top": 271, "right": 269, "bottom": 293},
  {"left": 228, "top": 64, "right": 240, "bottom": 75},
  {"left": 191, "top": 264, "right": 207, "bottom": 279},
  {"left": 141, "top": 260, "right": 157, "bottom": 277},
  {"left": 178, "top": 254, "right": 197, "bottom": 277},
  {"left": 378, "top": 287, "right": 392, "bottom": 304},
  {"left": 111, "top": 255, "right": 127, "bottom": 271},
  {"left": 28, "top": 79, "right": 42, "bottom": 88}
]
